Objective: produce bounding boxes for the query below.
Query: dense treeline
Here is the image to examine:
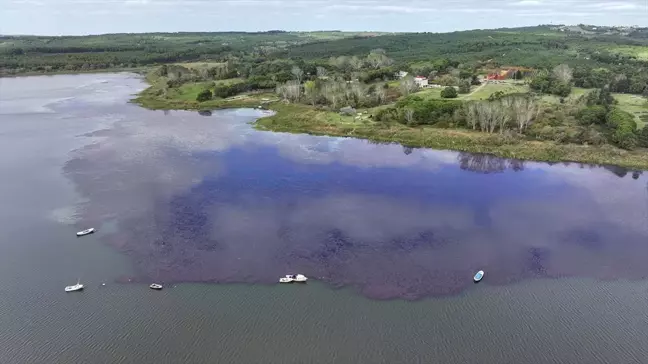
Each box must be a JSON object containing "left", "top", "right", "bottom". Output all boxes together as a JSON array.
[
  {"left": 0, "top": 32, "right": 363, "bottom": 75},
  {"left": 5, "top": 27, "right": 648, "bottom": 97}
]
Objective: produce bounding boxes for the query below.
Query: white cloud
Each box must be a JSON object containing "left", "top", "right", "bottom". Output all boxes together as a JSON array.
[
  {"left": 1, "top": 0, "right": 646, "bottom": 34},
  {"left": 513, "top": 0, "right": 543, "bottom": 6}
]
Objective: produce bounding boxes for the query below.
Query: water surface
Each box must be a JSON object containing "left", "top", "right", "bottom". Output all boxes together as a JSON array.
[{"left": 1, "top": 73, "right": 648, "bottom": 363}]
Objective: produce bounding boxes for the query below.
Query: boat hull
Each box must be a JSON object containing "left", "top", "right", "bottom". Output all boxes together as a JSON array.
[
  {"left": 76, "top": 228, "right": 95, "bottom": 237},
  {"left": 473, "top": 270, "right": 484, "bottom": 282}
]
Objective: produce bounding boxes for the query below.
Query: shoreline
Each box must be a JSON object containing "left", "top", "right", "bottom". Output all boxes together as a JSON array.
[
  {"left": 0, "top": 67, "right": 148, "bottom": 78},
  {"left": 133, "top": 85, "right": 648, "bottom": 170}
]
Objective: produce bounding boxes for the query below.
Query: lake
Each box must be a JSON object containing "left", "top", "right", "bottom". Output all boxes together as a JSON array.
[{"left": 1, "top": 73, "right": 648, "bottom": 363}]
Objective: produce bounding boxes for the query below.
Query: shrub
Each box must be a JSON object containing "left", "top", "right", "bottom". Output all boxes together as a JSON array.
[
  {"left": 606, "top": 108, "right": 637, "bottom": 149},
  {"left": 441, "top": 86, "right": 458, "bottom": 98},
  {"left": 577, "top": 105, "right": 607, "bottom": 125},
  {"left": 636, "top": 126, "right": 648, "bottom": 148},
  {"left": 196, "top": 89, "right": 212, "bottom": 102}
]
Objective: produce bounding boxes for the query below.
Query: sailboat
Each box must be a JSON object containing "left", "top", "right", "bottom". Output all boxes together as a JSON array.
[{"left": 65, "top": 279, "right": 84, "bottom": 292}]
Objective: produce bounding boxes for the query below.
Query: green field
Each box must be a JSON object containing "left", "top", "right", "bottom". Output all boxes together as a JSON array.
[
  {"left": 463, "top": 82, "right": 528, "bottom": 100},
  {"left": 609, "top": 45, "right": 648, "bottom": 61},
  {"left": 410, "top": 82, "right": 648, "bottom": 127},
  {"left": 612, "top": 93, "right": 648, "bottom": 127}
]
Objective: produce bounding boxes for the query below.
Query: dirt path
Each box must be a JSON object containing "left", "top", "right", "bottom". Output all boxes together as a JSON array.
[{"left": 460, "top": 81, "right": 488, "bottom": 99}]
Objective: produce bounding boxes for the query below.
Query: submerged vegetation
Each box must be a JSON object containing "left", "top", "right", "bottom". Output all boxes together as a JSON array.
[{"left": 6, "top": 26, "right": 648, "bottom": 168}]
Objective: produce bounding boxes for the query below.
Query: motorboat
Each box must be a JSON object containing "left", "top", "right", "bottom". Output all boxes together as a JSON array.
[
  {"left": 76, "top": 228, "right": 95, "bottom": 237},
  {"left": 149, "top": 283, "right": 163, "bottom": 290},
  {"left": 65, "top": 280, "right": 84, "bottom": 292},
  {"left": 473, "top": 270, "right": 484, "bottom": 282},
  {"left": 279, "top": 275, "right": 294, "bottom": 283},
  {"left": 280, "top": 274, "right": 308, "bottom": 283}
]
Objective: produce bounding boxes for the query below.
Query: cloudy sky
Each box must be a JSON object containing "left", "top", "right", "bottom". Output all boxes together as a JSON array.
[{"left": 1, "top": 0, "right": 647, "bottom": 35}]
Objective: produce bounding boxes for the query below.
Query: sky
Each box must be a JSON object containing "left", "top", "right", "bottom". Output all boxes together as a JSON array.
[{"left": 1, "top": 0, "right": 647, "bottom": 35}]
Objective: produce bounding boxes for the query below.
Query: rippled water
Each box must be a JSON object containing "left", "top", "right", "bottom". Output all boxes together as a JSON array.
[{"left": 1, "top": 73, "right": 648, "bottom": 363}]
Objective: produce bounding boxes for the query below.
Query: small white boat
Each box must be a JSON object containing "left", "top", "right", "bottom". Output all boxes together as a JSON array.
[
  {"left": 280, "top": 274, "right": 308, "bottom": 283},
  {"left": 279, "top": 276, "right": 294, "bottom": 283},
  {"left": 76, "top": 228, "right": 95, "bottom": 237},
  {"left": 149, "top": 283, "right": 163, "bottom": 290},
  {"left": 65, "top": 280, "right": 84, "bottom": 292},
  {"left": 473, "top": 270, "right": 484, "bottom": 282}
]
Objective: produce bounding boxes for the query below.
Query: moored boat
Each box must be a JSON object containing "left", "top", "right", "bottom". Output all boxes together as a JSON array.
[
  {"left": 279, "top": 274, "right": 308, "bottom": 283},
  {"left": 76, "top": 228, "right": 95, "bottom": 237},
  {"left": 65, "top": 280, "right": 84, "bottom": 292},
  {"left": 279, "top": 276, "right": 294, "bottom": 283},
  {"left": 473, "top": 270, "right": 484, "bottom": 282},
  {"left": 149, "top": 283, "right": 163, "bottom": 290}
]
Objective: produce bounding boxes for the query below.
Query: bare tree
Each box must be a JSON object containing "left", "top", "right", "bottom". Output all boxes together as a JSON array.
[
  {"left": 316, "top": 66, "right": 328, "bottom": 79},
  {"left": 465, "top": 102, "right": 479, "bottom": 130},
  {"left": 498, "top": 97, "right": 515, "bottom": 132},
  {"left": 477, "top": 102, "right": 496, "bottom": 133},
  {"left": 322, "top": 80, "right": 343, "bottom": 108},
  {"left": 367, "top": 49, "right": 393, "bottom": 69},
  {"left": 400, "top": 75, "right": 418, "bottom": 96},
  {"left": 552, "top": 64, "right": 573, "bottom": 84},
  {"left": 276, "top": 80, "right": 302, "bottom": 102},
  {"left": 512, "top": 97, "right": 538, "bottom": 132},
  {"left": 291, "top": 66, "right": 304, "bottom": 84},
  {"left": 374, "top": 86, "right": 386, "bottom": 105},
  {"left": 350, "top": 56, "right": 364, "bottom": 71},
  {"left": 404, "top": 108, "right": 415, "bottom": 124},
  {"left": 350, "top": 81, "right": 366, "bottom": 107}
]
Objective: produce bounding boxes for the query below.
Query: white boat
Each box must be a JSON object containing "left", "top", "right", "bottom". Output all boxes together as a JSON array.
[
  {"left": 280, "top": 274, "right": 308, "bottom": 283},
  {"left": 279, "top": 276, "right": 294, "bottom": 283},
  {"left": 65, "top": 280, "right": 84, "bottom": 292},
  {"left": 76, "top": 228, "right": 95, "bottom": 237},
  {"left": 149, "top": 283, "right": 163, "bottom": 290},
  {"left": 473, "top": 270, "right": 484, "bottom": 282}
]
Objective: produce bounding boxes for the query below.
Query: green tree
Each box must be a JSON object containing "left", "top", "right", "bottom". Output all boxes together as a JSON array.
[
  {"left": 304, "top": 80, "right": 318, "bottom": 106},
  {"left": 577, "top": 105, "right": 607, "bottom": 125},
  {"left": 458, "top": 80, "right": 471, "bottom": 94},
  {"left": 637, "top": 126, "right": 648, "bottom": 148},
  {"left": 606, "top": 108, "right": 637, "bottom": 149},
  {"left": 585, "top": 86, "right": 616, "bottom": 109},
  {"left": 196, "top": 89, "right": 212, "bottom": 102},
  {"left": 550, "top": 81, "right": 572, "bottom": 97},
  {"left": 441, "top": 87, "right": 458, "bottom": 99}
]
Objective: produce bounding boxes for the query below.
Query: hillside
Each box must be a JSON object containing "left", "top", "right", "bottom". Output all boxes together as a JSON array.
[
  {"left": 278, "top": 26, "right": 648, "bottom": 69},
  {"left": 3, "top": 26, "right": 648, "bottom": 77},
  {"left": 0, "top": 31, "right": 384, "bottom": 76}
]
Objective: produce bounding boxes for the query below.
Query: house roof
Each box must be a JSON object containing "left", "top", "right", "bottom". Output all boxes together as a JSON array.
[{"left": 415, "top": 76, "right": 427, "bottom": 79}]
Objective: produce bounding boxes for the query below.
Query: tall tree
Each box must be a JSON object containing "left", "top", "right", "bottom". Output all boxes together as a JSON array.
[
  {"left": 399, "top": 75, "right": 418, "bottom": 96},
  {"left": 316, "top": 66, "right": 328, "bottom": 79},
  {"left": 304, "top": 80, "right": 318, "bottom": 106},
  {"left": 291, "top": 66, "right": 304, "bottom": 84},
  {"left": 552, "top": 64, "right": 573, "bottom": 84}
]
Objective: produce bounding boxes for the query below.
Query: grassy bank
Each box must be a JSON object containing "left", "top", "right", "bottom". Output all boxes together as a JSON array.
[
  {"left": 132, "top": 81, "right": 276, "bottom": 110},
  {"left": 133, "top": 83, "right": 648, "bottom": 170},
  {"left": 256, "top": 103, "right": 648, "bottom": 169}
]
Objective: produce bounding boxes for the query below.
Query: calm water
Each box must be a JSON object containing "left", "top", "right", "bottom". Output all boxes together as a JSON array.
[{"left": 1, "top": 73, "right": 648, "bottom": 363}]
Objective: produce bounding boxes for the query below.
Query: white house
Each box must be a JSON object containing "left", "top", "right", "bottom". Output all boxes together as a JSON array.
[
  {"left": 414, "top": 76, "right": 428, "bottom": 88},
  {"left": 397, "top": 71, "right": 408, "bottom": 79}
]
